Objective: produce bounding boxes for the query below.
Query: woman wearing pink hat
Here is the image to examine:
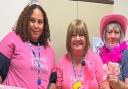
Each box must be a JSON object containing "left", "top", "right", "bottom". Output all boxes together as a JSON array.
[{"left": 99, "top": 14, "right": 128, "bottom": 89}]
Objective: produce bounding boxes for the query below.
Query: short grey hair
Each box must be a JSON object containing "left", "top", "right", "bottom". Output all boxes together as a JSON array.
[{"left": 102, "top": 22, "right": 123, "bottom": 43}]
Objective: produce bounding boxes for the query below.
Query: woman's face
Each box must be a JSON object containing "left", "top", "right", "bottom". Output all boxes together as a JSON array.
[
  {"left": 70, "top": 33, "right": 86, "bottom": 55},
  {"left": 105, "top": 28, "right": 120, "bottom": 45},
  {"left": 28, "top": 8, "right": 44, "bottom": 42}
]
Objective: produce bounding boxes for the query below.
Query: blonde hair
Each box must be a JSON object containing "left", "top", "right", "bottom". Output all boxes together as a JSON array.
[{"left": 66, "top": 19, "right": 90, "bottom": 55}]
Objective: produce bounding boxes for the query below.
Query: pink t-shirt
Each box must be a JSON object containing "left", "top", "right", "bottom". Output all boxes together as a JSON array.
[
  {"left": 57, "top": 49, "right": 106, "bottom": 89},
  {"left": 0, "top": 31, "right": 55, "bottom": 89}
]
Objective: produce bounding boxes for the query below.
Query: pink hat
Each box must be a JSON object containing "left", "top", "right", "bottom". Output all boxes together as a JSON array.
[{"left": 100, "top": 14, "right": 128, "bottom": 41}]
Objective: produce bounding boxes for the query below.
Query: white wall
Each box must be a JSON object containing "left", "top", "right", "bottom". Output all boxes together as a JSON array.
[
  {"left": 41, "top": 1, "right": 113, "bottom": 62},
  {"left": 113, "top": 0, "right": 128, "bottom": 39},
  {"left": 0, "top": 0, "right": 28, "bottom": 40},
  {"left": 0, "top": 0, "right": 113, "bottom": 63},
  {"left": 1, "top": 0, "right": 127, "bottom": 64}
]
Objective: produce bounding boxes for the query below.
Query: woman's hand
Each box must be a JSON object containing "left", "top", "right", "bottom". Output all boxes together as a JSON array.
[
  {"left": 108, "top": 74, "right": 121, "bottom": 89},
  {"left": 48, "top": 83, "right": 57, "bottom": 89}
]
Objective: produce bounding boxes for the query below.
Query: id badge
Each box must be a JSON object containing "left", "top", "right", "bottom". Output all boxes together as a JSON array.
[{"left": 73, "top": 81, "right": 82, "bottom": 89}]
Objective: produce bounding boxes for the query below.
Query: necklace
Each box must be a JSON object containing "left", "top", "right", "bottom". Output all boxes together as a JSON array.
[
  {"left": 29, "top": 41, "right": 41, "bottom": 89},
  {"left": 70, "top": 54, "right": 84, "bottom": 89},
  {"left": 72, "top": 61, "right": 83, "bottom": 78}
]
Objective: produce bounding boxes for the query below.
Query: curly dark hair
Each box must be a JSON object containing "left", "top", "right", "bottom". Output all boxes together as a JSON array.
[{"left": 15, "top": 4, "right": 50, "bottom": 46}]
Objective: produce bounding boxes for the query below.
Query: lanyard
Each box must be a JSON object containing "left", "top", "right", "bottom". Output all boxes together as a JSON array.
[
  {"left": 29, "top": 41, "right": 41, "bottom": 89},
  {"left": 70, "top": 54, "right": 83, "bottom": 79}
]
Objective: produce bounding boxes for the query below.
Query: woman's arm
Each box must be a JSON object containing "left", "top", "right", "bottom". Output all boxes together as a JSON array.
[
  {"left": 48, "top": 83, "right": 57, "bottom": 89},
  {"left": 0, "top": 53, "right": 10, "bottom": 83},
  {"left": 108, "top": 75, "right": 128, "bottom": 89},
  {"left": 104, "top": 49, "right": 128, "bottom": 89},
  {"left": 48, "top": 72, "right": 57, "bottom": 89},
  {"left": 94, "top": 54, "right": 110, "bottom": 89},
  {"left": 99, "top": 80, "right": 110, "bottom": 89},
  {"left": 120, "top": 78, "right": 128, "bottom": 89}
]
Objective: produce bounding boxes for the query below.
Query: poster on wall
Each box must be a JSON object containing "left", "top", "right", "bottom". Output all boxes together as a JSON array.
[{"left": 92, "top": 37, "right": 104, "bottom": 53}]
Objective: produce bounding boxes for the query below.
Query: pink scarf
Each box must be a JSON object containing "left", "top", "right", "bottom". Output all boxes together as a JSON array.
[{"left": 99, "top": 41, "right": 128, "bottom": 64}]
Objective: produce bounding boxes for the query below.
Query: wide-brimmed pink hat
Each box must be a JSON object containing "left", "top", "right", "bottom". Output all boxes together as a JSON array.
[{"left": 100, "top": 14, "right": 128, "bottom": 41}]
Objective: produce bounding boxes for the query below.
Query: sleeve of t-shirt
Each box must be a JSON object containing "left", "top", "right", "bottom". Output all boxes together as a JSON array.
[
  {"left": 121, "top": 49, "right": 128, "bottom": 80},
  {"left": 0, "top": 32, "right": 15, "bottom": 82},
  {"left": 0, "top": 52, "right": 10, "bottom": 82},
  {"left": 94, "top": 54, "right": 106, "bottom": 83},
  {"left": 56, "top": 59, "right": 63, "bottom": 87},
  {"left": 47, "top": 43, "right": 56, "bottom": 72},
  {"left": 48, "top": 44, "right": 57, "bottom": 83},
  {"left": 0, "top": 31, "right": 15, "bottom": 60},
  {"left": 49, "top": 71, "right": 57, "bottom": 83}
]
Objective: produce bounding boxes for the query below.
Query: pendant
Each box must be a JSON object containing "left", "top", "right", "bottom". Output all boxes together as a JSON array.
[
  {"left": 37, "top": 78, "right": 42, "bottom": 85},
  {"left": 73, "top": 81, "right": 82, "bottom": 89}
]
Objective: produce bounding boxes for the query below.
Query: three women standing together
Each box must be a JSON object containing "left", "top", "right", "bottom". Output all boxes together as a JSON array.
[{"left": 0, "top": 0, "right": 128, "bottom": 89}]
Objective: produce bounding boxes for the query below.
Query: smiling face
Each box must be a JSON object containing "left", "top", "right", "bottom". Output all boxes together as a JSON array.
[
  {"left": 70, "top": 33, "right": 86, "bottom": 55},
  {"left": 66, "top": 19, "right": 90, "bottom": 57},
  {"left": 28, "top": 8, "right": 44, "bottom": 42},
  {"left": 105, "top": 23, "right": 121, "bottom": 46}
]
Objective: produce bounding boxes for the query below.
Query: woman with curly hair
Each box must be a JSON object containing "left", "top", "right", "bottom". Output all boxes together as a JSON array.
[{"left": 0, "top": 2, "right": 56, "bottom": 89}]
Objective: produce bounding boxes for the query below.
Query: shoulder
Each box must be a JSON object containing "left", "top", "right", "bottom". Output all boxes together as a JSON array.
[
  {"left": 121, "top": 41, "right": 128, "bottom": 60},
  {"left": 43, "top": 43, "right": 55, "bottom": 53},
  {"left": 6, "top": 31, "right": 16, "bottom": 36},
  {"left": 58, "top": 53, "right": 70, "bottom": 65},
  {"left": 0, "top": 31, "right": 19, "bottom": 46},
  {"left": 120, "top": 41, "right": 128, "bottom": 52},
  {"left": 86, "top": 49, "right": 103, "bottom": 68},
  {"left": 86, "top": 49, "right": 101, "bottom": 61},
  {"left": 1, "top": 31, "right": 16, "bottom": 40},
  {"left": 122, "top": 40, "right": 128, "bottom": 56},
  {"left": 0, "top": 31, "right": 22, "bottom": 44},
  {"left": 122, "top": 49, "right": 128, "bottom": 62}
]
